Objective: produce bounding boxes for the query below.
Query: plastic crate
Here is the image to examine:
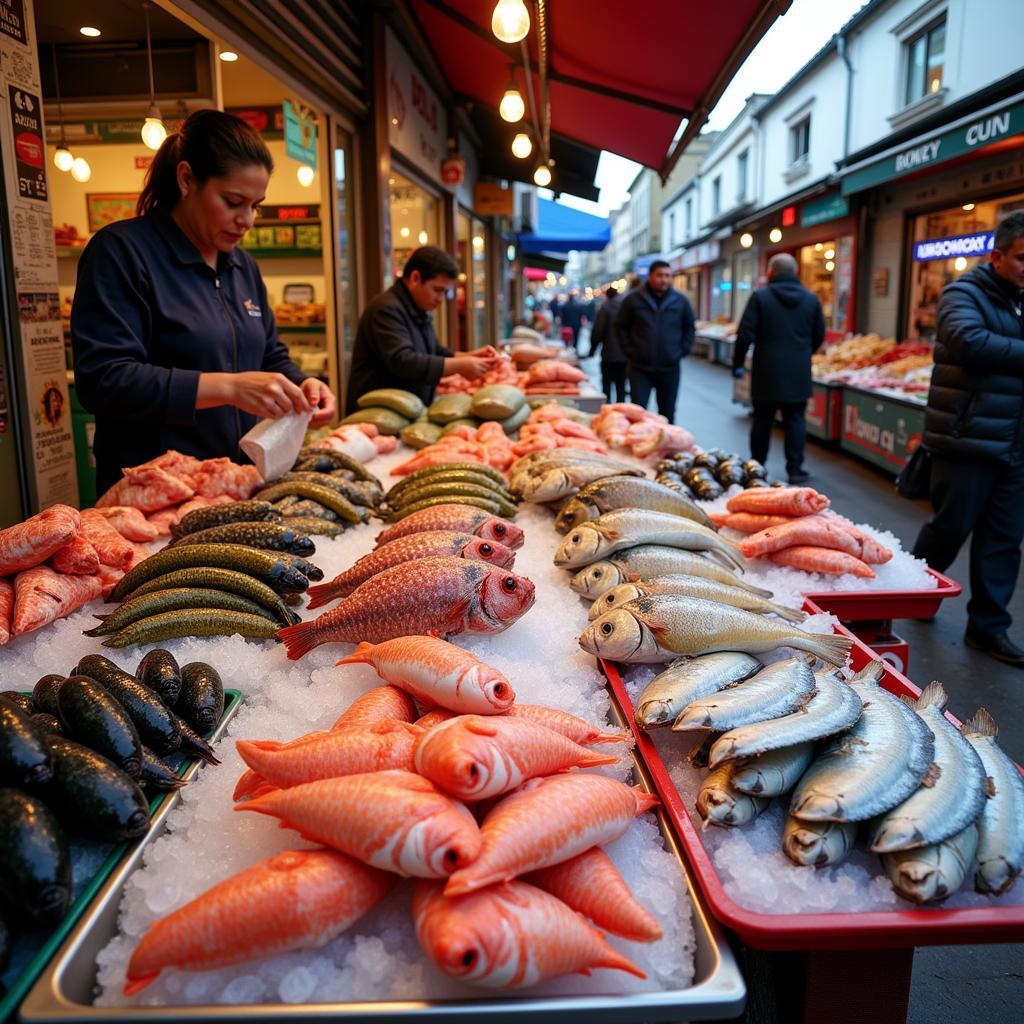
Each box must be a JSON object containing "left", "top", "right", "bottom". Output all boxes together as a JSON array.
[{"left": 806, "top": 568, "right": 961, "bottom": 622}]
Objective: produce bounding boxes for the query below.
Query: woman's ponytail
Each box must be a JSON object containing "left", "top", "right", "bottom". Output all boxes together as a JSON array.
[{"left": 135, "top": 109, "right": 274, "bottom": 217}]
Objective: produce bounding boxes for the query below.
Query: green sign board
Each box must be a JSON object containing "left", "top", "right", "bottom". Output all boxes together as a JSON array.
[
  {"left": 284, "top": 99, "right": 317, "bottom": 170},
  {"left": 841, "top": 97, "right": 1024, "bottom": 196},
  {"left": 802, "top": 194, "right": 849, "bottom": 228},
  {"left": 840, "top": 387, "right": 926, "bottom": 473}
]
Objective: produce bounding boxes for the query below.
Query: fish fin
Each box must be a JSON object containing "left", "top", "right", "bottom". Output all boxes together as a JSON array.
[
  {"left": 593, "top": 524, "right": 621, "bottom": 541},
  {"left": 336, "top": 641, "right": 376, "bottom": 667},
  {"left": 576, "top": 968, "right": 593, "bottom": 977},
  {"left": 232, "top": 767, "right": 269, "bottom": 801},
  {"left": 800, "top": 632, "right": 852, "bottom": 667},
  {"left": 915, "top": 680, "right": 948, "bottom": 711},
  {"left": 276, "top": 621, "right": 321, "bottom": 660},
  {"left": 304, "top": 582, "right": 341, "bottom": 610},
  {"left": 82, "top": 625, "right": 109, "bottom": 637},
  {"left": 852, "top": 660, "right": 886, "bottom": 685},
  {"left": 579, "top": 750, "right": 621, "bottom": 767},
  {"left": 632, "top": 786, "right": 660, "bottom": 814},
  {"left": 831, "top": 735, "right": 869, "bottom": 757},
  {"left": 985, "top": 775, "right": 997, "bottom": 799},
  {"left": 123, "top": 972, "right": 160, "bottom": 997},
  {"left": 963, "top": 707, "right": 999, "bottom": 738},
  {"left": 647, "top": 621, "right": 672, "bottom": 641},
  {"left": 464, "top": 719, "right": 499, "bottom": 736},
  {"left": 770, "top": 602, "right": 807, "bottom": 624},
  {"left": 591, "top": 730, "right": 630, "bottom": 744},
  {"left": 921, "top": 762, "right": 942, "bottom": 787}
]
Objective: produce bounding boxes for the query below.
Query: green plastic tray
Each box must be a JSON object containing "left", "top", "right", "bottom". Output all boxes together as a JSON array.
[{"left": 0, "top": 689, "right": 242, "bottom": 1022}]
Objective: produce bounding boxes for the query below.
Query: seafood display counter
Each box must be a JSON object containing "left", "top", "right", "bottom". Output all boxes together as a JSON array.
[{"left": 598, "top": 615, "right": 1024, "bottom": 1024}]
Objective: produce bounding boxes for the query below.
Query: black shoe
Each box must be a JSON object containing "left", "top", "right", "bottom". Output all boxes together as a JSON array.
[
  {"left": 787, "top": 471, "right": 811, "bottom": 485},
  {"left": 964, "top": 629, "right": 1024, "bottom": 667}
]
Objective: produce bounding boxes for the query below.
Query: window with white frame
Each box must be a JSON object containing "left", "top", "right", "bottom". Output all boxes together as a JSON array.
[
  {"left": 737, "top": 150, "right": 749, "bottom": 200},
  {"left": 712, "top": 176, "right": 721, "bottom": 216},
  {"left": 685, "top": 197, "right": 693, "bottom": 236},
  {"left": 669, "top": 211, "right": 676, "bottom": 247},
  {"left": 790, "top": 116, "right": 810, "bottom": 165},
  {"left": 904, "top": 18, "right": 945, "bottom": 105}
]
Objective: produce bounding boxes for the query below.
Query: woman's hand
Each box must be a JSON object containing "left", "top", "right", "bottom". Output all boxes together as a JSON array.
[
  {"left": 444, "top": 351, "right": 500, "bottom": 381},
  {"left": 198, "top": 371, "right": 311, "bottom": 418},
  {"left": 301, "top": 377, "right": 337, "bottom": 427}
]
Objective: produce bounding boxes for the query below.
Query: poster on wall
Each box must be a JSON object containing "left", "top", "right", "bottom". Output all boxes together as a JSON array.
[{"left": 0, "top": 0, "right": 79, "bottom": 509}]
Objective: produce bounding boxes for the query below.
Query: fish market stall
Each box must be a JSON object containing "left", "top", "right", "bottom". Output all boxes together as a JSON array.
[{"left": 839, "top": 384, "right": 927, "bottom": 474}]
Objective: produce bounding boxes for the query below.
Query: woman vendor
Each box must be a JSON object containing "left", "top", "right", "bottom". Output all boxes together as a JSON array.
[{"left": 71, "top": 109, "right": 336, "bottom": 493}]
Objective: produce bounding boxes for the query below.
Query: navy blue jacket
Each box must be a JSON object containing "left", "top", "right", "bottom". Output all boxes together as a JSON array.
[
  {"left": 733, "top": 272, "right": 826, "bottom": 403},
  {"left": 924, "top": 263, "right": 1024, "bottom": 462},
  {"left": 589, "top": 292, "right": 627, "bottom": 364},
  {"left": 614, "top": 285, "right": 695, "bottom": 371},
  {"left": 71, "top": 211, "right": 306, "bottom": 493}
]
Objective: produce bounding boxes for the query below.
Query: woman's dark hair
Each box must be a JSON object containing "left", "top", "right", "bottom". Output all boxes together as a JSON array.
[
  {"left": 137, "top": 108, "right": 274, "bottom": 216},
  {"left": 402, "top": 245, "right": 459, "bottom": 282}
]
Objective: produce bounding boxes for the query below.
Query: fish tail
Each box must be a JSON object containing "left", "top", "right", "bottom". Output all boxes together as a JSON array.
[
  {"left": 914, "top": 680, "right": 948, "bottom": 711},
  {"left": 305, "top": 582, "right": 342, "bottom": 610},
  {"left": 591, "top": 942, "right": 647, "bottom": 979},
  {"left": 123, "top": 972, "right": 160, "bottom": 997},
  {"left": 578, "top": 749, "right": 621, "bottom": 767},
  {"left": 232, "top": 766, "right": 270, "bottom": 801},
  {"left": 768, "top": 601, "right": 807, "bottom": 624},
  {"left": 591, "top": 730, "right": 630, "bottom": 744},
  {"left": 632, "top": 786, "right": 660, "bottom": 814},
  {"left": 336, "top": 641, "right": 375, "bottom": 667},
  {"left": 963, "top": 707, "right": 998, "bottom": 738},
  {"left": 82, "top": 624, "right": 111, "bottom": 637},
  {"left": 277, "top": 620, "right": 321, "bottom": 660},
  {"left": 796, "top": 631, "right": 852, "bottom": 667}
]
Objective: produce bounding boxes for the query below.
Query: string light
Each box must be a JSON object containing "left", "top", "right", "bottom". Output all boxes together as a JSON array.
[
  {"left": 739, "top": 233, "right": 753, "bottom": 249},
  {"left": 533, "top": 164, "right": 552, "bottom": 187},
  {"left": 769, "top": 228, "right": 783, "bottom": 244},
  {"left": 71, "top": 157, "right": 92, "bottom": 182},
  {"left": 296, "top": 165, "right": 315, "bottom": 187},
  {"left": 140, "top": 5, "right": 166, "bottom": 151},
  {"left": 511, "top": 133, "right": 532, "bottom": 159},
  {"left": 491, "top": 0, "right": 530, "bottom": 43}
]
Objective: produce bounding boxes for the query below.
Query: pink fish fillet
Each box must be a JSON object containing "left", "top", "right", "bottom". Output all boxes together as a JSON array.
[
  {"left": 739, "top": 518, "right": 862, "bottom": 559},
  {"left": 336, "top": 636, "right": 515, "bottom": 714},
  {"left": 503, "top": 704, "right": 629, "bottom": 746},
  {"left": 12, "top": 566, "right": 103, "bottom": 636},
  {"left": 308, "top": 532, "right": 515, "bottom": 609},
  {"left": 444, "top": 774, "right": 659, "bottom": 895},
  {"left": 96, "top": 466, "right": 195, "bottom": 513},
  {"left": 123, "top": 849, "right": 395, "bottom": 996},
  {"left": 525, "top": 847, "right": 663, "bottom": 942},
  {"left": 49, "top": 534, "right": 100, "bottom": 575},
  {"left": 767, "top": 545, "right": 875, "bottom": 578},
  {"left": 0, "top": 578, "right": 13, "bottom": 645},
  {"left": 277, "top": 557, "right": 535, "bottom": 658},
  {"left": 374, "top": 506, "right": 524, "bottom": 550},
  {"left": 331, "top": 684, "right": 419, "bottom": 730},
  {"left": 708, "top": 511, "right": 796, "bottom": 533},
  {"left": 415, "top": 715, "right": 618, "bottom": 801},
  {"left": 0, "top": 505, "right": 80, "bottom": 575},
  {"left": 91, "top": 506, "right": 161, "bottom": 542},
  {"left": 236, "top": 769, "right": 482, "bottom": 877},
  {"left": 235, "top": 719, "right": 422, "bottom": 793},
  {"left": 79, "top": 510, "right": 135, "bottom": 569},
  {"left": 726, "top": 487, "right": 829, "bottom": 517},
  {"left": 413, "top": 879, "right": 645, "bottom": 988}
]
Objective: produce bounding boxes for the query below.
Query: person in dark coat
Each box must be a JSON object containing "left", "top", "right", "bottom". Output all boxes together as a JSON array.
[
  {"left": 346, "top": 246, "right": 497, "bottom": 414},
  {"left": 589, "top": 284, "right": 629, "bottom": 402},
  {"left": 732, "top": 252, "right": 825, "bottom": 483},
  {"left": 912, "top": 211, "right": 1024, "bottom": 666},
  {"left": 614, "top": 261, "right": 695, "bottom": 419},
  {"left": 559, "top": 292, "right": 587, "bottom": 351}
]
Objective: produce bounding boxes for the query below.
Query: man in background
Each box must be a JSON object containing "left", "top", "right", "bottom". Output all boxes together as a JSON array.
[
  {"left": 913, "top": 211, "right": 1024, "bottom": 667},
  {"left": 559, "top": 290, "right": 587, "bottom": 351},
  {"left": 614, "top": 260, "right": 694, "bottom": 419},
  {"left": 733, "top": 252, "right": 825, "bottom": 484}
]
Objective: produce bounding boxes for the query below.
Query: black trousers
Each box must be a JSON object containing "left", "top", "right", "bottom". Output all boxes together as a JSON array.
[
  {"left": 751, "top": 400, "right": 807, "bottom": 475},
  {"left": 913, "top": 453, "right": 1024, "bottom": 637},
  {"left": 601, "top": 362, "right": 628, "bottom": 404},
  {"left": 629, "top": 366, "right": 680, "bottom": 421}
]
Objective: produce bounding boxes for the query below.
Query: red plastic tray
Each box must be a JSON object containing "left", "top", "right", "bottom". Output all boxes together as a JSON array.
[
  {"left": 600, "top": 600, "right": 1024, "bottom": 951},
  {"left": 805, "top": 568, "right": 961, "bottom": 622}
]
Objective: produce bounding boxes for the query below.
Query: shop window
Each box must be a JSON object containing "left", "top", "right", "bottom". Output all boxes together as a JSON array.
[
  {"left": 685, "top": 197, "right": 693, "bottom": 238},
  {"left": 905, "top": 19, "right": 945, "bottom": 106},
  {"left": 712, "top": 177, "right": 721, "bottom": 217},
  {"left": 456, "top": 210, "right": 472, "bottom": 350},
  {"left": 797, "top": 239, "right": 842, "bottom": 331},
  {"left": 669, "top": 212, "right": 676, "bottom": 248},
  {"left": 737, "top": 150, "right": 749, "bottom": 202},
  {"left": 388, "top": 171, "right": 440, "bottom": 283},
  {"left": 790, "top": 117, "right": 810, "bottom": 166},
  {"left": 733, "top": 252, "right": 755, "bottom": 322},
  {"left": 333, "top": 128, "right": 358, "bottom": 408},
  {"left": 471, "top": 218, "right": 489, "bottom": 347},
  {"left": 709, "top": 263, "right": 731, "bottom": 320}
]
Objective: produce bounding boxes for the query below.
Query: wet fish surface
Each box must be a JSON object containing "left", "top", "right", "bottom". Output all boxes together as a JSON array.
[{"left": 633, "top": 653, "right": 761, "bottom": 728}]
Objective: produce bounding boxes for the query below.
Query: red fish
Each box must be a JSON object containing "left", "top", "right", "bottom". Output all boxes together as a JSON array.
[
  {"left": 503, "top": 704, "right": 629, "bottom": 746},
  {"left": 91, "top": 506, "right": 161, "bottom": 542},
  {"left": 374, "top": 505, "right": 524, "bottom": 550},
  {"left": 726, "top": 487, "right": 829, "bottom": 517},
  {"left": 767, "top": 545, "right": 875, "bottom": 578},
  {"left": 277, "top": 557, "right": 535, "bottom": 658},
  {"left": 49, "top": 534, "right": 100, "bottom": 575},
  {"left": 123, "top": 849, "right": 394, "bottom": 995},
  {"left": 12, "top": 566, "right": 103, "bottom": 636},
  {"left": 307, "top": 531, "right": 515, "bottom": 609},
  {"left": 413, "top": 880, "right": 644, "bottom": 988},
  {"left": 0, "top": 505, "right": 80, "bottom": 575},
  {"left": 331, "top": 684, "right": 418, "bottom": 730},
  {"left": 0, "top": 578, "right": 13, "bottom": 645},
  {"left": 79, "top": 510, "right": 135, "bottom": 569}
]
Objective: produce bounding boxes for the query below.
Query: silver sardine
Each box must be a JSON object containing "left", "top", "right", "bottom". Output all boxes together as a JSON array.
[
  {"left": 733, "top": 742, "right": 816, "bottom": 797},
  {"left": 782, "top": 816, "right": 858, "bottom": 868},
  {"left": 696, "top": 763, "right": 771, "bottom": 828},
  {"left": 518, "top": 463, "right": 643, "bottom": 503},
  {"left": 882, "top": 823, "right": 978, "bottom": 904},
  {"left": 555, "top": 476, "right": 714, "bottom": 532}
]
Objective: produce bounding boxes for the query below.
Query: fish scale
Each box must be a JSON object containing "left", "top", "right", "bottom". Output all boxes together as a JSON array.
[{"left": 374, "top": 505, "right": 523, "bottom": 550}]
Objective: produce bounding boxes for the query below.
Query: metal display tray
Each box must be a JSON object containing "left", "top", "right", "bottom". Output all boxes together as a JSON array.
[
  {"left": 1, "top": 691, "right": 242, "bottom": 1023},
  {"left": 600, "top": 606, "right": 1024, "bottom": 951},
  {"left": 19, "top": 700, "right": 746, "bottom": 1023}
]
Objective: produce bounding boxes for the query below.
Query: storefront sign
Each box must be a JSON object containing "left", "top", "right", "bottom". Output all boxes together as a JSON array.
[
  {"left": 386, "top": 27, "right": 448, "bottom": 187},
  {"left": 284, "top": 99, "right": 317, "bottom": 170},
  {"left": 681, "top": 239, "right": 720, "bottom": 270},
  {"left": 842, "top": 96, "right": 1024, "bottom": 196},
  {"left": 474, "top": 181, "right": 514, "bottom": 217},
  {"left": 0, "top": 0, "right": 78, "bottom": 509},
  {"left": 258, "top": 203, "right": 320, "bottom": 223},
  {"left": 441, "top": 155, "right": 465, "bottom": 187},
  {"left": 840, "top": 388, "right": 925, "bottom": 472},
  {"left": 802, "top": 194, "right": 849, "bottom": 228},
  {"left": 913, "top": 230, "right": 994, "bottom": 262},
  {"left": 227, "top": 106, "right": 285, "bottom": 136}
]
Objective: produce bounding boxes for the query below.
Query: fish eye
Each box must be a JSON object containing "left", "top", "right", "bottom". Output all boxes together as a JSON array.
[
  {"left": 494, "top": 524, "right": 506, "bottom": 536},
  {"left": 503, "top": 576, "right": 517, "bottom": 591},
  {"left": 571, "top": 533, "right": 581, "bottom": 543},
  {"left": 492, "top": 681, "right": 507, "bottom": 696},
  {"left": 606, "top": 595, "right": 616, "bottom": 605},
  {"left": 461, "top": 949, "right": 476, "bottom": 968},
  {"left": 480, "top": 543, "right": 493, "bottom": 555},
  {"left": 601, "top": 622, "right": 614, "bottom": 635},
  {"left": 593, "top": 568, "right": 603, "bottom": 579}
]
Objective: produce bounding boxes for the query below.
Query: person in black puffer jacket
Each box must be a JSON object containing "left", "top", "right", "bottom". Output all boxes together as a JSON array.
[
  {"left": 589, "top": 282, "right": 633, "bottom": 403},
  {"left": 733, "top": 253, "right": 825, "bottom": 483},
  {"left": 913, "top": 211, "right": 1024, "bottom": 666}
]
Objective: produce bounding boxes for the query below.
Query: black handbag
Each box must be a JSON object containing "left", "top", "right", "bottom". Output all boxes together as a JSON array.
[{"left": 896, "top": 444, "right": 932, "bottom": 499}]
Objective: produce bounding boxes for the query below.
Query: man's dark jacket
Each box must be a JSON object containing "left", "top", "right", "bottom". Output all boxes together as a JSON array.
[
  {"left": 589, "top": 292, "right": 627, "bottom": 364},
  {"left": 733, "top": 272, "right": 825, "bottom": 403},
  {"left": 614, "top": 285, "right": 695, "bottom": 371},
  {"left": 923, "top": 262, "right": 1024, "bottom": 462},
  {"left": 346, "top": 280, "right": 451, "bottom": 414}
]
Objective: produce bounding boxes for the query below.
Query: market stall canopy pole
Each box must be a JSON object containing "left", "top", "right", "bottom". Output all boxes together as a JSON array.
[{"left": 411, "top": 0, "right": 791, "bottom": 179}]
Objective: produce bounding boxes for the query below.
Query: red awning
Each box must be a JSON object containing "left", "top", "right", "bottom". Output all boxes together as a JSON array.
[
  {"left": 409, "top": 1, "right": 790, "bottom": 177},
  {"left": 523, "top": 266, "right": 549, "bottom": 280}
]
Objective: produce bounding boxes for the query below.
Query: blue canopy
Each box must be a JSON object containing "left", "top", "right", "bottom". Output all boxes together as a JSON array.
[{"left": 518, "top": 198, "right": 610, "bottom": 255}]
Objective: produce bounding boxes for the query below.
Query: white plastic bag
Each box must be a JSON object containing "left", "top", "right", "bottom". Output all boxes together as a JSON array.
[{"left": 239, "top": 410, "right": 313, "bottom": 482}]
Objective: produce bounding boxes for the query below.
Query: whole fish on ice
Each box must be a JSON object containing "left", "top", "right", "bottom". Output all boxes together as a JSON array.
[
  {"left": 696, "top": 763, "right": 770, "bottom": 828},
  {"left": 555, "top": 476, "right": 713, "bottom": 532},
  {"left": 634, "top": 652, "right": 761, "bottom": 728},
  {"left": 732, "top": 743, "right": 816, "bottom": 798},
  {"left": 882, "top": 824, "right": 979, "bottom": 904},
  {"left": 782, "top": 817, "right": 858, "bottom": 868}
]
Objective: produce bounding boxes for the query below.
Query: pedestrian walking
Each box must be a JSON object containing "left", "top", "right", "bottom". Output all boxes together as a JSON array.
[
  {"left": 589, "top": 282, "right": 633, "bottom": 403},
  {"left": 559, "top": 291, "right": 587, "bottom": 351},
  {"left": 732, "top": 252, "right": 825, "bottom": 484},
  {"left": 614, "top": 260, "right": 695, "bottom": 419},
  {"left": 912, "top": 211, "right": 1024, "bottom": 667}
]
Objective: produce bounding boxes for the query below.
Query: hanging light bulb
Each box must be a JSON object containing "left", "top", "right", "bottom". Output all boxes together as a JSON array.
[
  {"left": 769, "top": 227, "right": 783, "bottom": 244},
  {"left": 511, "top": 133, "right": 532, "bottom": 159},
  {"left": 71, "top": 157, "right": 92, "bottom": 182},
  {"left": 739, "top": 232, "right": 754, "bottom": 249},
  {"left": 296, "top": 164, "right": 315, "bottom": 187},
  {"left": 140, "top": 4, "right": 166, "bottom": 150},
  {"left": 491, "top": 0, "right": 530, "bottom": 43},
  {"left": 500, "top": 87, "right": 526, "bottom": 123},
  {"left": 533, "top": 164, "right": 552, "bottom": 187},
  {"left": 418, "top": 230, "right": 429, "bottom": 245},
  {"left": 51, "top": 45, "right": 74, "bottom": 172},
  {"left": 54, "top": 147, "right": 74, "bottom": 172}
]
